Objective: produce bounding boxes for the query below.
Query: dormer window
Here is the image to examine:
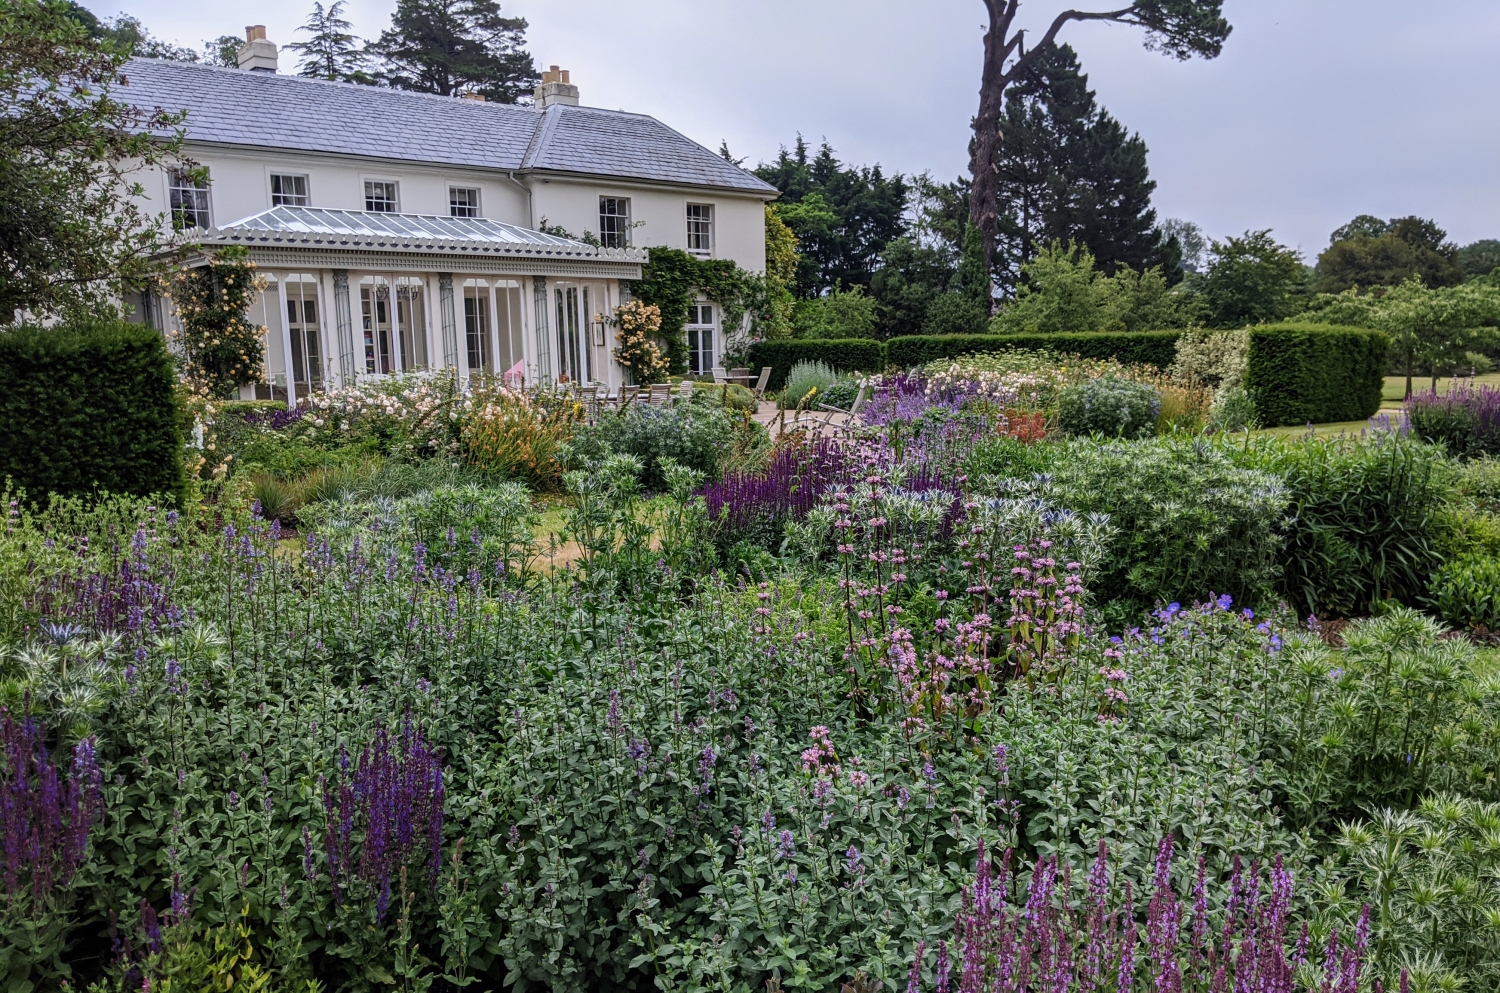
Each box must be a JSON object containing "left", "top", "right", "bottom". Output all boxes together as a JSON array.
[
  {"left": 168, "top": 168, "right": 211, "bottom": 230},
  {"left": 364, "top": 180, "right": 399, "bottom": 213}
]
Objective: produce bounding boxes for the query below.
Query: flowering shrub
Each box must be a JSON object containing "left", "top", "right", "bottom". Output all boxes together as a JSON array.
[
  {"left": 169, "top": 246, "right": 267, "bottom": 399},
  {"left": 295, "top": 374, "right": 467, "bottom": 459},
  {"left": 702, "top": 437, "right": 850, "bottom": 555},
  {"left": 570, "top": 397, "right": 737, "bottom": 492},
  {"left": 1058, "top": 378, "right": 1162, "bottom": 439},
  {"left": 460, "top": 383, "right": 580, "bottom": 488},
  {"left": 611, "top": 300, "right": 670, "bottom": 386},
  {"left": 1406, "top": 382, "right": 1500, "bottom": 458}
]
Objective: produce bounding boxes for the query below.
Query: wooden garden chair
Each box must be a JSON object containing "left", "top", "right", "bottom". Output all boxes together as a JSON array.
[
  {"left": 752, "top": 367, "right": 772, "bottom": 401},
  {"left": 647, "top": 384, "right": 673, "bottom": 408}
]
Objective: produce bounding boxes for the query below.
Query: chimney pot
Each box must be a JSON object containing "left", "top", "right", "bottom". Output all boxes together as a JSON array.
[
  {"left": 237, "top": 28, "right": 279, "bottom": 73},
  {"left": 534, "top": 65, "right": 579, "bottom": 109}
]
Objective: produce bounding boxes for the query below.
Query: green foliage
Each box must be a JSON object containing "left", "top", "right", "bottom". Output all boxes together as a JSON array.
[
  {"left": 1040, "top": 438, "right": 1288, "bottom": 618},
  {"left": 0, "top": 320, "right": 186, "bottom": 504},
  {"left": 886, "top": 330, "right": 1182, "bottom": 369},
  {"left": 790, "top": 285, "right": 878, "bottom": 339},
  {"left": 760, "top": 204, "right": 798, "bottom": 340},
  {"left": 632, "top": 248, "right": 767, "bottom": 374},
  {"left": 753, "top": 137, "right": 910, "bottom": 297},
  {"left": 745, "top": 339, "right": 886, "bottom": 391},
  {"left": 1056, "top": 378, "right": 1161, "bottom": 439},
  {"left": 1316, "top": 215, "right": 1466, "bottom": 293},
  {"left": 285, "top": 0, "right": 370, "bottom": 81},
  {"left": 1242, "top": 324, "right": 1388, "bottom": 427},
  {"left": 569, "top": 397, "right": 737, "bottom": 491},
  {"left": 920, "top": 291, "right": 989, "bottom": 336},
  {"left": 868, "top": 237, "right": 956, "bottom": 338},
  {"left": 1430, "top": 554, "right": 1500, "bottom": 632},
  {"left": 0, "top": 0, "right": 186, "bottom": 321},
  {"left": 1233, "top": 433, "right": 1450, "bottom": 618},
  {"left": 988, "top": 44, "right": 1180, "bottom": 294},
  {"left": 1458, "top": 238, "right": 1500, "bottom": 279},
  {"left": 366, "top": 0, "right": 539, "bottom": 102},
  {"left": 781, "top": 360, "right": 838, "bottom": 408},
  {"left": 1201, "top": 230, "right": 1307, "bottom": 327},
  {"left": 172, "top": 246, "right": 269, "bottom": 399},
  {"left": 989, "top": 242, "right": 1202, "bottom": 335}
]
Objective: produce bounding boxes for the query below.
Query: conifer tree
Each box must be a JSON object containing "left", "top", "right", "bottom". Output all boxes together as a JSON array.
[
  {"left": 285, "top": 1, "right": 370, "bottom": 82},
  {"left": 367, "top": 0, "right": 538, "bottom": 102}
]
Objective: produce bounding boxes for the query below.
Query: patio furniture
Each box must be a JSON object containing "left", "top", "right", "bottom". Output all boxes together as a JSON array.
[
  {"left": 674, "top": 379, "right": 695, "bottom": 406},
  {"left": 711, "top": 366, "right": 728, "bottom": 384},
  {"left": 728, "top": 367, "right": 752, "bottom": 389},
  {"left": 751, "top": 366, "right": 772, "bottom": 401},
  {"left": 646, "top": 383, "right": 673, "bottom": 407},
  {"left": 616, "top": 386, "right": 640, "bottom": 408}
]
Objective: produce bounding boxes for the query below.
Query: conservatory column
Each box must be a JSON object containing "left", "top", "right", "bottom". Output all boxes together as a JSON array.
[
  {"left": 438, "top": 273, "right": 459, "bottom": 372},
  {"left": 332, "top": 269, "right": 357, "bottom": 386},
  {"left": 532, "top": 275, "right": 552, "bottom": 383}
]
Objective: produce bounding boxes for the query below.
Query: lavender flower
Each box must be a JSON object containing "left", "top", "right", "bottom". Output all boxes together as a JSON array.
[{"left": 0, "top": 713, "right": 103, "bottom": 903}]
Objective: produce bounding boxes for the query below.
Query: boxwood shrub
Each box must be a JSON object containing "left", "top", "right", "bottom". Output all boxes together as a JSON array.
[
  {"left": 1244, "top": 324, "right": 1388, "bottom": 427},
  {"left": 886, "top": 331, "right": 1182, "bottom": 369},
  {"left": 745, "top": 339, "right": 886, "bottom": 390},
  {"left": 0, "top": 320, "right": 186, "bottom": 504}
]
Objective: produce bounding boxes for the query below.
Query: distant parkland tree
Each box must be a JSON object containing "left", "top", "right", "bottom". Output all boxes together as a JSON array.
[
  {"left": 285, "top": 1, "right": 371, "bottom": 82},
  {"left": 969, "top": 0, "right": 1231, "bottom": 313}
]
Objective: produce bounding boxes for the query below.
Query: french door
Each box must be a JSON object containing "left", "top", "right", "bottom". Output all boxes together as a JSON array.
[{"left": 553, "top": 282, "right": 605, "bottom": 384}]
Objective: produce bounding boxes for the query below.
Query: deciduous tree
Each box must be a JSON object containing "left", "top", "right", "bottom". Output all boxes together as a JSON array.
[
  {"left": 0, "top": 0, "right": 186, "bottom": 322},
  {"left": 969, "top": 1, "right": 1230, "bottom": 311},
  {"left": 1200, "top": 230, "right": 1305, "bottom": 328},
  {"left": 1316, "top": 214, "right": 1464, "bottom": 293}
]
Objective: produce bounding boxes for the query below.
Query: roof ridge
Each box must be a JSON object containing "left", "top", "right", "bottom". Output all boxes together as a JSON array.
[
  {"left": 519, "top": 104, "right": 558, "bottom": 170},
  {"left": 120, "top": 56, "right": 542, "bottom": 116}
]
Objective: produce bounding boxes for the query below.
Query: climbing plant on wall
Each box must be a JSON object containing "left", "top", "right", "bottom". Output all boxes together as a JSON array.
[
  {"left": 170, "top": 245, "right": 267, "bottom": 399},
  {"left": 630, "top": 248, "right": 773, "bottom": 374}
]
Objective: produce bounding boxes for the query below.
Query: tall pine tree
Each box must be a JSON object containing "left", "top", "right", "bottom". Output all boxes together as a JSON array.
[
  {"left": 989, "top": 44, "right": 1179, "bottom": 294},
  {"left": 286, "top": 1, "right": 370, "bottom": 82},
  {"left": 368, "top": 0, "right": 538, "bottom": 102}
]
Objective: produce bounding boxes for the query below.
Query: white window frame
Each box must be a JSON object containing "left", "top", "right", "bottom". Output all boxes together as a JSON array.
[
  {"left": 448, "top": 186, "right": 481, "bottom": 218},
  {"left": 168, "top": 167, "right": 212, "bottom": 231},
  {"left": 363, "top": 179, "right": 400, "bottom": 213},
  {"left": 599, "top": 196, "right": 632, "bottom": 249},
  {"left": 686, "top": 203, "right": 714, "bottom": 256},
  {"left": 270, "top": 173, "right": 310, "bottom": 207},
  {"left": 686, "top": 302, "right": 716, "bottom": 375}
]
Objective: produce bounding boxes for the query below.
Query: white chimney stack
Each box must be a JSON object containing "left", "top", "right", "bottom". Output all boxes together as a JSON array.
[
  {"left": 237, "top": 25, "right": 278, "bottom": 73},
  {"left": 534, "top": 66, "right": 579, "bottom": 109}
]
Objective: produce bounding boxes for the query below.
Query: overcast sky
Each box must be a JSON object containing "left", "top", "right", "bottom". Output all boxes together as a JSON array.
[{"left": 84, "top": 0, "right": 1500, "bottom": 257}]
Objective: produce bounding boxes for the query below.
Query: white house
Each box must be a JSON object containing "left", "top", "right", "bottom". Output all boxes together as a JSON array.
[{"left": 118, "top": 29, "right": 778, "bottom": 403}]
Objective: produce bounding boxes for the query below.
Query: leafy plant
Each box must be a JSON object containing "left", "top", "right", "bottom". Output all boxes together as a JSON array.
[
  {"left": 1057, "top": 378, "right": 1162, "bottom": 439},
  {"left": 571, "top": 397, "right": 735, "bottom": 492},
  {"left": 781, "top": 359, "right": 838, "bottom": 409},
  {"left": 1429, "top": 553, "right": 1500, "bottom": 632}
]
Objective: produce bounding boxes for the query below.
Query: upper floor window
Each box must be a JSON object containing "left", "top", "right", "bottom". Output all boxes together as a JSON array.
[
  {"left": 599, "top": 197, "right": 631, "bottom": 248},
  {"left": 168, "top": 168, "right": 211, "bottom": 231},
  {"left": 686, "top": 203, "right": 713, "bottom": 255},
  {"left": 364, "top": 180, "right": 398, "bottom": 213},
  {"left": 449, "top": 186, "right": 480, "bottom": 218},
  {"left": 271, "top": 174, "right": 309, "bottom": 207}
]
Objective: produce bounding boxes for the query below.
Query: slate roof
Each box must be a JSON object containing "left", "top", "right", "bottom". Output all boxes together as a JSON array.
[
  {"left": 117, "top": 58, "right": 777, "bottom": 195},
  {"left": 204, "top": 206, "right": 648, "bottom": 261}
]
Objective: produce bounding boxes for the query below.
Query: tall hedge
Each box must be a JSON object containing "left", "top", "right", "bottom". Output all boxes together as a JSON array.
[
  {"left": 887, "top": 331, "right": 1183, "bottom": 369},
  {"left": 1245, "top": 324, "right": 1389, "bottom": 427},
  {"left": 746, "top": 339, "right": 887, "bottom": 390},
  {"left": 0, "top": 321, "right": 186, "bottom": 504}
]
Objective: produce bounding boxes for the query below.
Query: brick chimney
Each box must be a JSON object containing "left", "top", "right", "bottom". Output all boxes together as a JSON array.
[
  {"left": 534, "top": 66, "right": 579, "bottom": 109},
  {"left": 237, "top": 25, "right": 278, "bottom": 73}
]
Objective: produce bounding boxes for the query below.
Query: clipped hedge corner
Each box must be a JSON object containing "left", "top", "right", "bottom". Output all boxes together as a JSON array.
[
  {"left": 0, "top": 320, "right": 186, "bottom": 504},
  {"left": 887, "top": 331, "right": 1183, "bottom": 370},
  {"left": 746, "top": 339, "right": 886, "bottom": 391},
  {"left": 1245, "top": 324, "right": 1388, "bottom": 427}
]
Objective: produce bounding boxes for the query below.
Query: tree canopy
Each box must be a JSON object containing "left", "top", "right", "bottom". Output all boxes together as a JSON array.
[
  {"left": 286, "top": 1, "right": 371, "bottom": 82},
  {"left": 1, "top": 0, "right": 185, "bottom": 322},
  {"left": 989, "top": 241, "right": 1202, "bottom": 335},
  {"left": 990, "top": 43, "right": 1179, "bottom": 293},
  {"left": 1200, "top": 230, "right": 1306, "bottom": 328},
  {"left": 968, "top": 0, "right": 1231, "bottom": 306},
  {"left": 1315, "top": 214, "right": 1465, "bottom": 293},
  {"left": 1458, "top": 239, "right": 1500, "bottom": 280},
  {"left": 367, "top": 0, "right": 538, "bottom": 102},
  {"left": 753, "top": 138, "right": 909, "bottom": 298}
]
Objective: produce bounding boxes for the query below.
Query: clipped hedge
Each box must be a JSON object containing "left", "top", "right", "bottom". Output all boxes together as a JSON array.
[
  {"left": 0, "top": 321, "right": 186, "bottom": 504},
  {"left": 746, "top": 339, "right": 886, "bottom": 391},
  {"left": 1244, "top": 324, "right": 1388, "bottom": 427},
  {"left": 887, "top": 331, "right": 1183, "bottom": 369}
]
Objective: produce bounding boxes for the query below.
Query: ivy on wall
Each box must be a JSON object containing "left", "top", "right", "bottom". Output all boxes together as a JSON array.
[{"left": 630, "top": 248, "right": 776, "bottom": 374}]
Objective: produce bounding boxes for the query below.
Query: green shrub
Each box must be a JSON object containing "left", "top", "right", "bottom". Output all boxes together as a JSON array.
[
  {"left": 1430, "top": 554, "right": 1500, "bottom": 631},
  {"left": 1044, "top": 437, "right": 1288, "bottom": 620},
  {"left": 782, "top": 360, "right": 837, "bottom": 408},
  {"left": 920, "top": 291, "right": 989, "bottom": 336},
  {"left": 569, "top": 399, "right": 735, "bottom": 491},
  {"left": 1057, "top": 378, "right": 1162, "bottom": 439},
  {"left": 0, "top": 320, "right": 186, "bottom": 504},
  {"left": 886, "top": 331, "right": 1183, "bottom": 369},
  {"left": 1455, "top": 457, "right": 1500, "bottom": 514},
  {"left": 790, "top": 285, "right": 878, "bottom": 339},
  {"left": 745, "top": 338, "right": 886, "bottom": 391},
  {"left": 1206, "top": 385, "right": 1259, "bottom": 432},
  {"left": 1232, "top": 433, "right": 1450, "bottom": 617},
  {"left": 1244, "top": 324, "right": 1388, "bottom": 427}
]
